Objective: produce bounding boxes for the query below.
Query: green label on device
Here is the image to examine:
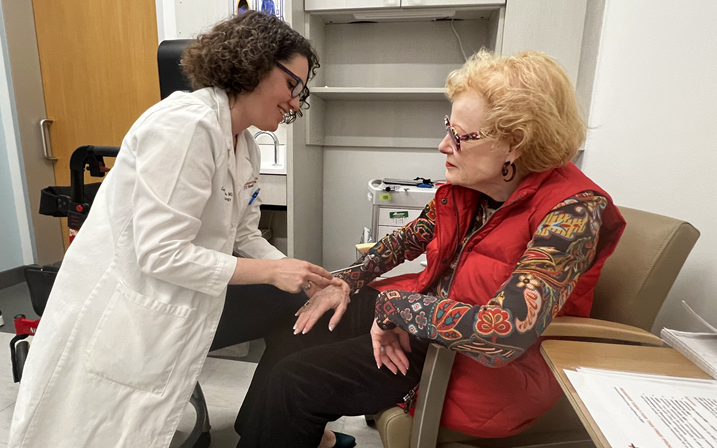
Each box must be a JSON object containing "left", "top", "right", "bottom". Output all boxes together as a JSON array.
[{"left": 390, "top": 211, "right": 409, "bottom": 219}]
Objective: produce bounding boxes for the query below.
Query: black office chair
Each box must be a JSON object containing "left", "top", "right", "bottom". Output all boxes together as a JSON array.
[{"left": 157, "top": 39, "right": 194, "bottom": 100}]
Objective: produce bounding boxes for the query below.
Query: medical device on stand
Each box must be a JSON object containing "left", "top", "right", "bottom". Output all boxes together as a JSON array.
[{"left": 367, "top": 178, "right": 439, "bottom": 278}]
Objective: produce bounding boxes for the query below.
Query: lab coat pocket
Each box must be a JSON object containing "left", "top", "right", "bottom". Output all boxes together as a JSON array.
[{"left": 84, "top": 282, "right": 195, "bottom": 395}]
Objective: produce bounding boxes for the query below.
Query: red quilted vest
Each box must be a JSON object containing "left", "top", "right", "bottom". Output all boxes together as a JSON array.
[{"left": 372, "top": 162, "right": 625, "bottom": 437}]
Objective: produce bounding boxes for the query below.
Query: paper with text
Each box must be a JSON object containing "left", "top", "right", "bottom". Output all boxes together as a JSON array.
[{"left": 565, "top": 368, "right": 717, "bottom": 448}]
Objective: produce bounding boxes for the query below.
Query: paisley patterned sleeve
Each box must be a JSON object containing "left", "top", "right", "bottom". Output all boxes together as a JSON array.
[
  {"left": 375, "top": 192, "right": 608, "bottom": 368},
  {"left": 333, "top": 200, "right": 436, "bottom": 293}
]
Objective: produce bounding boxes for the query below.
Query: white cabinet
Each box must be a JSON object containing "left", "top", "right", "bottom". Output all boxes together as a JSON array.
[
  {"left": 402, "top": 0, "right": 499, "bottom": 6},
  {"left": 306, "top": 0, "right": 500, "bottom": 11},
  {"left": 305, "top": 0, "right": 399, "bottom": 12},
  {"left": 258, "top": 175, "right": 287, "bottom": 207},
  {"left": 501, "top": 0, "right": 587, "bottom": 86},
  {"left": 298, "top": 0, "right": 587, "bottom": 154},
  {"left": 303, "top": 6, "right": 503, "bottom": 150}
]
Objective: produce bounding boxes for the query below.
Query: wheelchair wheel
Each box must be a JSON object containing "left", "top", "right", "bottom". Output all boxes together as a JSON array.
[{"left": 15, "top": 341, "right": 29, "bottom": 381}]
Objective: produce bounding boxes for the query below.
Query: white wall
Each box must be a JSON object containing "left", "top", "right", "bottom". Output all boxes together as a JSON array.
[
  {"left": 0, "top": 4, "right": 35, "bottom": 271},
  {"left": 581, "top": 0, "right": 717, "bottom": 333},
  {"left": 323, "top": 148, "right": 447, "bottom": 270}
]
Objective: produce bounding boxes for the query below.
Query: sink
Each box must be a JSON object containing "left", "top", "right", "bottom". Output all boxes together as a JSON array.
[
  {"left": 253, "top": 133, "right": 287, "bottom": 175},
  {"left": 257, "top": 143, "right": 286, "bottom": 175}
]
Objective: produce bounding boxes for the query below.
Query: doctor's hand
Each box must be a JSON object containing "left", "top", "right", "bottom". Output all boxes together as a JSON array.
[
  {"left": 371, "top": 320, "right": 411, "bottom": 376},
  {"left": 293, "top": 279, "right": 350, "bottom": 334},
  {"left": 231, "top": 258, "right": 333, "bottom": 293}
]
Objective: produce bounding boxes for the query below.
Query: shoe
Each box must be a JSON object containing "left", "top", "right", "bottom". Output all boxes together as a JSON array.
[{"left": 332, "top": 431, "right": 357, "bottom": 448}]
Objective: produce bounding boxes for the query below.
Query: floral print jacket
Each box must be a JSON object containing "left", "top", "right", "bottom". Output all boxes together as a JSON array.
[{"left": 335, "top": 191, "right": 606, "bottom": 367}]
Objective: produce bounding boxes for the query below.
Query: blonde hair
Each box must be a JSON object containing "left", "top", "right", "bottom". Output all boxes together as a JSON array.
[{"left": 445, "top": 50, "right": 585, "bottom": 173}]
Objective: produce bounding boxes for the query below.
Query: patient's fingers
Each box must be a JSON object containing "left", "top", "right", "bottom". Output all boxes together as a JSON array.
[
  {"left": 293, "top": 299, "right": 325, "bottom": 334},
  {"left": 371, "top": 333, "right": 384, "bottom": 369},
  {"left": 328, "top": 301, "right": 347, "bottom": 332},
  {"left": 293, "top": 284, "right": 349, "bottom": 334},
  {"left": 384, "top": 342, "right": 409, "bottom": 375},
  {"left": 381, "top": 354, "right": 399, "bottom": 375},
  {"left": 370, "top": 322, "right": 409, "bottom": 376}
]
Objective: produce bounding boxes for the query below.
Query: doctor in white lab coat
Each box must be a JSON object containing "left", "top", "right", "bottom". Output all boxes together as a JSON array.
[{"left": 9, "top": 11, "right": 328, "bottom": 448}]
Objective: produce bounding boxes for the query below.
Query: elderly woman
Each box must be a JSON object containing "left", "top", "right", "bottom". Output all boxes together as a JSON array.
[{"left": 234, "top": 50, "right": 626, "bottom": 448}]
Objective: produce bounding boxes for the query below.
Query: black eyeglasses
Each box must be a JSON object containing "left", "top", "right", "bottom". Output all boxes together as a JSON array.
[
  {"left": 276, "top": 62, "right": 306, "bottom": 98},
  {"left": 444, "top": 115, "right": 490, "bottom": 151}
]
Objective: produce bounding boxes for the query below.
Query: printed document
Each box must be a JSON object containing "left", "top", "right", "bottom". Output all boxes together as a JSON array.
[{"left": 565, "top": 367, "right": 717, "bottom": 448}]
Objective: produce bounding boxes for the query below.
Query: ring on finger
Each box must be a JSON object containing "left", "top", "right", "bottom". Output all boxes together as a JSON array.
[
  {"left": 303, "top": 300, "right": 311, "bottom": 308},
  {"left": 303, "top": 281, "right": 312, "bottom": 291},
  {"left": 380, "top": 346, "right": 385, "bottom": 353}
]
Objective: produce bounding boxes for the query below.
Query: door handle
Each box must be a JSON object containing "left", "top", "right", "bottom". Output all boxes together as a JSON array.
[{"left": 39, "top": 118, "right": 57, "bottom": 162}]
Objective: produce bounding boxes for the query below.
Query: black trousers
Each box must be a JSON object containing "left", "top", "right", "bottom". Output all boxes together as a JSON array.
[
  {"left": 225, "top": 286, "right": 430, "bottom": 448},
  {"left": 210, "top": 284, "right": 311, "bottom": 434}
]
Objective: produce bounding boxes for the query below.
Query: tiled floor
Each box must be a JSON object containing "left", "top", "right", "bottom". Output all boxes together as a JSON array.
[
  {"left": 0, "top": 283, "right": 40, "bottom": 334},
  {"left": 0, "top": 283, "right": 384, "bottom": 448}
]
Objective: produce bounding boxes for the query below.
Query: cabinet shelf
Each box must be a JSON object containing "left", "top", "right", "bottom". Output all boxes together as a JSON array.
[{"left": 310, "top": 87, "right": 448, "bottom": 101}]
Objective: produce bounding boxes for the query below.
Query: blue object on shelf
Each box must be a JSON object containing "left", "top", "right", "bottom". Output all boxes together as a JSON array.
[{"left": 261, "top": 0, "right": 276, "bottom": 16}]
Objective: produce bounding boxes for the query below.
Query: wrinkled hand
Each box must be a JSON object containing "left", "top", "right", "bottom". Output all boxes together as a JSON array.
[
  {"left": 294, "top": 279, "right": 349, "bottom": 334},
  {"left": 370, "top": 320, "right": 411, "bottom": 375},
  {"left": 268, "top": 258, "right": 334, "bottom": 294}
]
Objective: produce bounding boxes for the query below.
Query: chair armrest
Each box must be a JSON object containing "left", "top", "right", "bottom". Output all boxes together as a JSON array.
[
  {"left": 407, "top": 318, "right": 661, "bottom": 448},
  {"left": 542, "top": 316, "right": 664, "bottom": 346},
  {"left": 410, "top": 343, "right": 456, "bottom": 448}
]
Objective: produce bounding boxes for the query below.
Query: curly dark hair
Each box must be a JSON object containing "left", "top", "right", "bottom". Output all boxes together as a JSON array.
[{"left": 182, "top": 11, "right": 320, "bottom": 124}]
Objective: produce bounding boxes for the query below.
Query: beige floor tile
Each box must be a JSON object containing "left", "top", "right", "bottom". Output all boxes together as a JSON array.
[
  {"left": 171, "top": 403, "right": 239, "bottom": 448},
  {"left": 325, "top": 415, "right": 346, "bottom": 432},
  {"left": 0, "top": 404, "right": 16, "bottom": 444},
  {"left": 203, "top": 405, "right": 241, "bottom": 447},
  {"left": 199, "top": 362, "right": 255, "bottom": 410},
  {"left": 196, "top": 356, "right": 222, "bottom": 384},
  {"left": 341, "top": 415, "right": 383, "bottom": 446}
]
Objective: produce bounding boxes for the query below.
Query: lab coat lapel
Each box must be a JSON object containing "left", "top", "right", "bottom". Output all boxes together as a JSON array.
[
  {"left": 211, "top": 87, "right": 254, "bottom": 214},
  {"left": 211, "top": 88, "right": 238, "bottom": 188}
]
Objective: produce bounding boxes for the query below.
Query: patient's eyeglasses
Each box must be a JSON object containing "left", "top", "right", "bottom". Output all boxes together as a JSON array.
[
  {"left": 444, "top": 115, "right": 490, "bottom": 151},
  {"left": 276, "top": 62, "right": 306, "bottom": 99}
]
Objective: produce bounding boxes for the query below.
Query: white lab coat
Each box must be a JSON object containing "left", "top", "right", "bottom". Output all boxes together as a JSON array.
[{"left": 9, "top": 87, "right": 284, "bottom": 448}]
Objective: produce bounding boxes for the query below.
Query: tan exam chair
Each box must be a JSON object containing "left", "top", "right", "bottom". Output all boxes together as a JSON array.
[{"left": 372, "top": 206, "right": 700, "bottom": 448}]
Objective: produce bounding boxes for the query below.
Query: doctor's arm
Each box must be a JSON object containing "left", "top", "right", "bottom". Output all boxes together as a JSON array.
[
  {"left": 293, "top": 200, "right": 437, "bottom": 334},
  {"left": 230, "top": 177, "right": 334, "bottom": 293},
  {"left": 131, "top": 108, "right": 332, "bottom": 296}
]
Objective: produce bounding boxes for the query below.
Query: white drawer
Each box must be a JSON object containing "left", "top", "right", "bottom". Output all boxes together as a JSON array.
[{"left": 258, "top": 174, "right": 286, "bottom": 206}]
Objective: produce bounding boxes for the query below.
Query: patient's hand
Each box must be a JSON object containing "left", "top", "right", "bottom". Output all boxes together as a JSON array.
[
  {"left": 371, "top": 321, "right": 411, "bottom": 376},
  {"left": 293, "top": 278, "right": 350, "bottom": 335}
]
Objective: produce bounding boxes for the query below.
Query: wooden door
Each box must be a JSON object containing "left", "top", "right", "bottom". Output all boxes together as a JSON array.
[{"left": 32, "top": 0, "right": 161, "bottom": 249}]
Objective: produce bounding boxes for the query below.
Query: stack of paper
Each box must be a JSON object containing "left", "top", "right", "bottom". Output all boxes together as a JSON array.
[
  {"left": 661, "top": 301, "right": 717, "bottom": 380},
  {"left": 566, "top": 367, "right": 717, "bottom": 448}
]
